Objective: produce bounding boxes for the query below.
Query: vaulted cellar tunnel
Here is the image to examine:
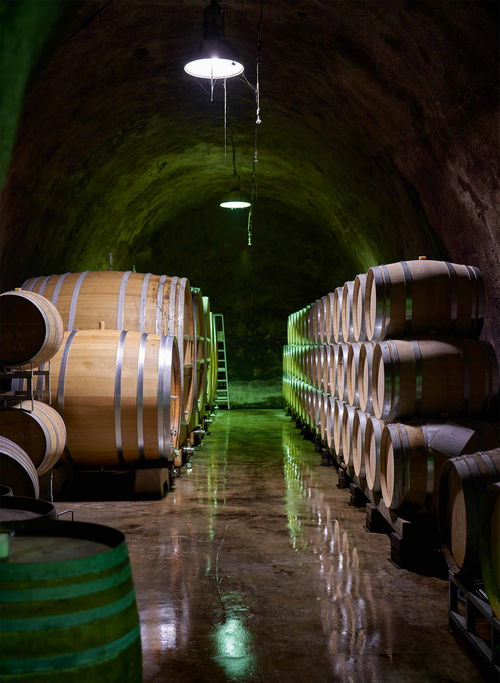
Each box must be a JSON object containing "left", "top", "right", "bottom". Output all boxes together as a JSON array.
[{"left": 1, "top": 0, "right": 499, "bottom": 404}]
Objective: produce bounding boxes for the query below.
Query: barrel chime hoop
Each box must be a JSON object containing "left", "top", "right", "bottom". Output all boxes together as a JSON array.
[
  {"left": 399, "top": 261, "right": 414, "bottom": 336},
  {"left": 57, "top": 329, "right": 79, "bottom": 415},
  {"left": 116, "top": 271, "right": 132, "bottom": 330},
  {"left": 139, "top": 273, "right": 152, "bottom": 333},
  {"left": 21, "top": 277, "right": 34, "bottom": 290},
  {"left": 136, "top": 332, "right": 147, "bottom": 460},
  {"left": 37, "top": 274, "right": 52, "bottom": 296},
  {"left": 444, "top": 261, "right": 458, "bottom": 335},
  {"left": 421, "top": 425, "right": 436, "bottom": 507},
  {"left": 410, "top": 340, "right": 423, "bottom": 415},
  {"left": 167, "top": 276, "right": 179, "bottom": 337},
  {"left": 155, "top": 274, "right": 167, "bottom": 335},
  {"left": 25, "top": 275, "right": 43, "bottom": 292},
  {"left": 114, "top": 330, "right": 127, "bottom": 464},
  {"left": 397, "top": 423, "right": 412, "bottom": 507},
  {"left": 67, "top": 271, "right": 90, "bottom": 331},
  {"left": 52, "top": 272, "right": 71, "bottom": 305},
  {"left": 156, "top": 334, "right": 172, "bottom": 459},
  {"left": 373, "top": 266, "right": 391, "bottom": 340},
  {"left": 177, "top": 278, "right": 187, "bottom": 363}
]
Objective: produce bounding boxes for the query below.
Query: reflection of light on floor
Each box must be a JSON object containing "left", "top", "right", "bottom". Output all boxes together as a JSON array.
[
  {"left": 212, "top": 596, "right": 257, "bottom": 680},
  {"left": 158, "top": 620, "right": 177, "bottom": 649}
]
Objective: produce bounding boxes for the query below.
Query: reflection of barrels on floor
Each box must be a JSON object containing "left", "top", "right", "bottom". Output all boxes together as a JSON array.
[
  {"left": 0, "top": 436, "right": 39, "bottom": 497},
  {"left": 0, "top": 520, "right": 142, "bottom": 682},
  {"left": 0, "top": 400, "right": 66, "bottom": 475}
]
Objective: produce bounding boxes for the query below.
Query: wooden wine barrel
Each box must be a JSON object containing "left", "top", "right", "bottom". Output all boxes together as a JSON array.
[
  {"left": 340, "top": 280, "right": 356, "bottom": 343},
  {"left": 336, "top": 343, "right": 350, "bottom": 403},
  {"left": 380, "top": 421, "right": 499, "bottom": 513},
  {"left": 371, "top": 338, "right": 498, "bottom": 421},
  {"left": 363, "top": 259, "right": 484, "bottom": 341},
  {"left": 332, "top": 399, "right": 346, "bottom": 457},
  {"left": 352, "top": 410, "right": 369, "bottom": 477},
  {"left": 326, "top": 396, "right": 336, "bottom": 450},
  {"left": 352, "top": 273, "right": 368, "bottom": 342},
  {"left": 0, "top": 495, "right": 56, "bottom": 532},
  {"left": 47, "top": 329, "right": 181, "bottom": 467},
  {"left": 23, "top": 272, "right": 196, "bottom": 424},
  {"left": 324, "top": 292, "right": 335, "bottom": 345},
  {"left": 318, "top": 392, "right": 330, "bottom": 444},
  {"left": 480, "top": 482, "right": 500, "bottom": 618},
  {"left": 191, "top": 289, "right": 208, "bottom": 420},
  {"left": 332, "top": 287, "right": 344, "bottom": 343},
  {"left": 439, "top": 449, "right": 500, "bottom": 582},
  {"left": 206, "top": 311, "right": 218, "bottom": 409},
  {"left": 0, "top": 437, "right": 39, "bottom": 498},
  {"left": 346, "top": 342, "right": 365, "bottom": 408},
  {"left": 318, "top": 295, "right": 328, "bottom": 344},
  {"left": 0, "top": 520, "right": 142, "bottom": 681},
  {"left": 0, "top": 290, "right": 63, "bottom": 367},
  {"left": 357, "top": 342, "right": 376, "bottom": 414},
  {"left": 364, "top": 417, "right": 386, "bottom": 493},
  {"left": 341, "top": 404, "right": 357, "bottom": 466},
  {"left": 0, "top": 401, "right": 66, "bottom": 476}
]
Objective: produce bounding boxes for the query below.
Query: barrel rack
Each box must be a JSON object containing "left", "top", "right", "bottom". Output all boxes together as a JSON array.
[{"left": 449, "top": 572, "right": 500, "bottom": 679}]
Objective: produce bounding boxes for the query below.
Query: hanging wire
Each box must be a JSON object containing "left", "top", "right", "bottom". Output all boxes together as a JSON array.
[
  {"left": 247, "top": 0, "right": 264, "bottom": 247},
  {"left": 224, "top": 82, "right": 228, "bottom": 157}
]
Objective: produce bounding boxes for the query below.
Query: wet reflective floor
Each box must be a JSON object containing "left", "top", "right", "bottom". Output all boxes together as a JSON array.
[{"left": 57, "top": 410, "right": 483, "bottom": 682}]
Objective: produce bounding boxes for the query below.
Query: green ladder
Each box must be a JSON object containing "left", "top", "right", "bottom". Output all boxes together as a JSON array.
[{"left": 214, "top": 313, "right": 230, "bottom": 409}]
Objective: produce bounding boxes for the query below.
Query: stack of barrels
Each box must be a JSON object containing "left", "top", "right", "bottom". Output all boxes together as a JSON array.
[
  {"left": 1, "top": 271, "right": 219, "bottom": 490},
  {"left": 283, "top": 258, "right": 499, "bottom": 574},
  {"left": 0, "top": 289, "right": 66, "bottom": 498}
]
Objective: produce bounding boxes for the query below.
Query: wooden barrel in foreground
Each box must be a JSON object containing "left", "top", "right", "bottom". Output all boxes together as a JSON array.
[
  {"left": 0, "top": 520, "right": 142, "bottom": 682},
  {"left": 380, "top": 422, "right": 499, "bottom": 514},
  {"left": 0, "top": 401, "right": 66, "bottom": 476},
  {"left": 0, "top": 495, "right": 56, "bottom": 532},
  {"left": 47, "top": 330, "right": 181, "bottom": 467},
  {"left": 480, "top": 482, "right": 500, "bottom": 618},
  {"left": 438, "top": 449, "right": 500, "bottom": 582},
  {"left": 362, "top": 259, "right": 484, "bottom": 341},
  {"left": 0, "top": 437, "right": 39, "bottom": 498},
  {"left": 0, "top": 290, "right": 63, "bottom": 367},
  {"left": 364, "top": 417, "right": 386, "bottom": 493},
  {"left": 370, "top": 338, "right": 498, "bottom": 421}
]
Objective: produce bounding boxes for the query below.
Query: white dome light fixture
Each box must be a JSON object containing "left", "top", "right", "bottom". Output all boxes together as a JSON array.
[
  {"left": 184, "top": 1, "right": 244, "bottom": 81},
  {"left": 220, "top": 190, "right": 251, "bottom": 210}
]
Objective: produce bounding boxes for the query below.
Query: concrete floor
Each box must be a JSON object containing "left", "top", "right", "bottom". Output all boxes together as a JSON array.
[{"left": 57, "top": 409, "right": 483, "bottom": 682}]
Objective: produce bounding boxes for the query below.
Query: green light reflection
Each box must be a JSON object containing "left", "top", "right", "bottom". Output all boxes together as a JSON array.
[
  {"left": 282, "top": 437, "right": 308, "bottom": 552},
  {"left": 212, "top": 594, "right": 257, "bottom": 680}
]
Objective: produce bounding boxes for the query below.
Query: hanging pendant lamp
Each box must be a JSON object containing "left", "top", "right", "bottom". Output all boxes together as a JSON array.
[
  {"left": 184, "top": 0, "right": 244, "bottom": 80},
  {"left": 220, "top": 188, "right": 251, "bottom": 210}
]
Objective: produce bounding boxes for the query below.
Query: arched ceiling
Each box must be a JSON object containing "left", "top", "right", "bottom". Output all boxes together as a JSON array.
[{"left": 0, "top": 0, "right": 498, "bottom": 402}]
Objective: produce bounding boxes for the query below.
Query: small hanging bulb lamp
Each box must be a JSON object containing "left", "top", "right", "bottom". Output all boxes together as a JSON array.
[{"left": 184, "top": 0, "right": 244, "bottom": 80}]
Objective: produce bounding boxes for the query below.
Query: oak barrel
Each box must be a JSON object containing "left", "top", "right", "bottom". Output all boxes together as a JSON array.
[
  {"left": 332, "top": 287, "right": 344, "bottom": 343},
  {"left": 340, "top": 280, "right": 356, "bottom": 342},
  {"left": 480, "top": 482, "right": 500, "bottom": 618},
  {"left": 0, "top": 520, "right": 142, "bottom": 681},
  {"left": 438, "top": 449, "right": 500, "bottom": 582},
  {"left": 0, "top": 290, "right": 63, "bottom": 367},
  {"left": 352, "top": 410, "right": 369, "bottom": 477},
  {"left": 47, "top": 329, "right": 181, "bottom": 467},
  {"left": 0, "top": 401, "right": 66, "bottom": 476},
  {"left": 380, "top": 421, "right": 499, "bottom": 513},
  {"left": 364, "top": 417, "right": 385, "bottom": 493},
  {"left": 0, "top": 437, "right": 39, "bottom": 498},
  {"left": 352, "top": 273, "right": 368, "bottom": 342},
  {"left": 340, "top": 403, "right": 357, "bottom": 466},
  {"left": 371, "top": 338, "right": 498, "bottom": 421},
  {"left": 357, "top": 342, "right": 376, "bottom": 414},
  {"left": 363, "top": 259, "right": 484, "bottom": 341}
]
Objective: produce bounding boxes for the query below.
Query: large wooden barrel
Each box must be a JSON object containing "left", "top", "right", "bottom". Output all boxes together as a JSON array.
[
  {"left": 380, "top": 421, "right": 499, "bottom": 514},
  {"left": 480, "top": 482, "right": 500, "bottom": 618},
  {"left": 364, "top": 417, "right": 385, "bottom": 493},
  {"left": 0, "top": 437, "right": 39, "bottom": 497},
  {"left": 206, "top": 311, "right": 218, "bottom": 409},
  {"left": 352, "top": 273, "right": 368, "bottom": 342},
  {"left": 0, "top": 290, "right": 63, "bottom": 367},
  {"left": 47, "top": 329, "right": 181, "bottom": 467},
  {"left": 191, "top": 289, "right": 208, "bottom": 420},
  {"left": 332, "top": 399, "right": 346, "bottom": 457},
  {"left": 340, "top": 280, "right": 356, "bottom": 343},
  {"left": 352, "top": 410, "right": 369, "bottom": 477},
  {"left": 341, "top": 404, "right": 357, "bottom": 466},
  {"left": 362, "top": 259, "right": 484, "bottom": 341},
  {"left": 438, "top": 449, "right": 500, "bottom": 582},
  {"left": 370, "top": 338, "right": 498, "bottom": 421},
  {"left": 335, "top": 343, "right": 351, "bottom": 403},
  {"left": 332, "top": 287, "right": 344, "bottom": 343},
  {"left": 324, "top": 292, "right": 335, "bottom": 344},
  {"left": 0, "top": 495, "right": 56, "bottom": 532},
  {"left": 22, "top": 272, "right": 195, "bottom": 423},
  {"left": 357, "top": 342, "right": 376, "bottom": 414},
  {"left": 0, "top": 520, "right": 142, "bottom": 681},
  {"left": 0, "top": 401, "right": 66, "bottom": 476}
]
